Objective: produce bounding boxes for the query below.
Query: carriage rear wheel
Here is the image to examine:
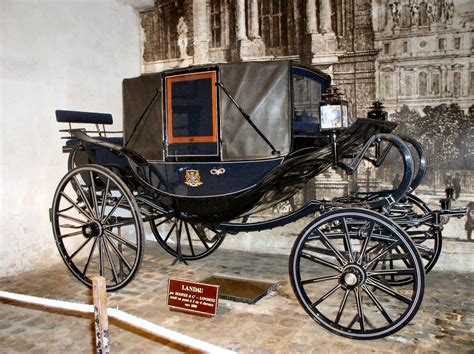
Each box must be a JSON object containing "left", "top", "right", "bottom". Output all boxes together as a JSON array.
[
  {"left": 52, "top": 165, "right": 144, "bottom": 291},
  {"left": 150, "top": 216, "right": 225, "bottom": 261},
  {"left": 290, "top": 208, "right": 424, "bottom": 339}
]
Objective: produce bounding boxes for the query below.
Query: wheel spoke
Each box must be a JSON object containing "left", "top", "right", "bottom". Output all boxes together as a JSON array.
[
  {"left": 104, "top": 235, "right": 132, "bottom": 272},
  {"left": 301, "top": 274, "right": 340, "bottom": 285},
  {"left": 341, "top": 217, "right": 354, "bottom": 262},
  {"left": 357, "top": 221, "right": 375, "bottom": 265},
  {"left": 82, "top": 238, "right": 98, "bottom": 276},
  {"left": 102, "top": 195, "right": 125, "bottom": 224},
  {"left": 58, "top": 205, "right": 75, "bottom": 213},
  {"left": 184, "top": 223, "right": 195, "bottom": 257},
  {"left": 103, "top": 219, "right": 137, "bottom": 229},
  {"left": 89, "top": 171, "right": 100, "bottom": 218},
  {"left": 98, "top": 238, "right": 104, "bottom": 276},
  {"left": 105, "top": 230, "right": 137, "bottom": 251},
  {"left": 190, "top": 224, "right": 211, "bottom": 250},
  {"left": 175, "top": 220, "right": 183, "bottom": 255},
  {"left": 367, "top": 268, "right": 416, "bottom": 276},
  {"left": 60, "top": 192, "right": 94, "bottom": 221},
  {"left": 315, "top": 229, "right": 347, "bottom": 266},
  {"left": 362, "top": 285, "right": 393, "bottom": 324},
  {"left": 366, "top": 278, "right": 413, "bottom": 305},
  {"left": 72, "top": 176, "right": 96, "bottom": 218},
  {"left": 163, "top": 221, "right": 177, "bottom": 243},
  {"left": 300, "top": 252, "right": 341, "bottom": 272},
  {"left": 60, "top": 230, "right": 84, "bottom": 239},
  {"left": 57, "top": 213, "right": 87, "bottom": 225},
  {"left": 354, "top": 288, "right": 365, "bottom": 331},
  {"left": 364, "top": 240, "right": 402, "bottom": 269},
  {"left": 347, "top": 314, "right": 358, "bottom": 329},
  {"left": 69, "top": 237, "right": 92, "bottom": 259},
  {"left": 394, "top": 246, "right": 412, "bottom": 268},
  {"left": 100, "top": 178, "right": 110, "bottom": 220},
  {"left": 103, "top": 237, "right": 119, "bottom": 284},
  {"left": 153, "top": 215, "right": 174, "bottom": 228},
  {"left": 311, "top": 284, "right": 341, "bottom": 308},
  {"left": 334, "top": 289, "right": 350, "bottom": 325}
]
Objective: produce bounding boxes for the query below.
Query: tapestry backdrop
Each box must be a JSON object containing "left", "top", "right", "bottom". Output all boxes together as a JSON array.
[{"left": 139, "top": 0, "right": 473, "bottom": 237}]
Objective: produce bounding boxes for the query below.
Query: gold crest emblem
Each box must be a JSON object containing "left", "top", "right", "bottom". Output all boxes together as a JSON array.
[{"left": 185, "top": 169, "right": 203, "bottom": 187}]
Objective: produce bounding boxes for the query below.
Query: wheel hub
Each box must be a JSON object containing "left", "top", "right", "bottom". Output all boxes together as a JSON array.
[
  {"left": 82, "top": 221, "right": 103, "bottom": 238},
  {"left": 341, "top": 264, "right": 366, "bottom": 288}
]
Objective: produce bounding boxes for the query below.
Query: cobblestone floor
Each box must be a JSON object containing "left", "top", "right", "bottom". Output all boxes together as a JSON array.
[{"left": 0, "top": 241, "right": 473, "bottom": 353}]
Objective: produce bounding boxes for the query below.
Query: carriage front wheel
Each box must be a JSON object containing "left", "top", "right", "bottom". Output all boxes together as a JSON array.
[
  {"left": 51, "top": 164, "right": 144, "bottom": 291},
  {"left": 289, "top": 208, "right": 425, "bottom": 339}
]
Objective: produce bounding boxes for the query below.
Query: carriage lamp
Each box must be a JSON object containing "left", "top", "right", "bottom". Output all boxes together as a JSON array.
[
  {"left": 367, "top": 101, "right": 388, "bottom": 121},
  {"left": 319, "top": 86, "right": 350, "bottom": 132}
]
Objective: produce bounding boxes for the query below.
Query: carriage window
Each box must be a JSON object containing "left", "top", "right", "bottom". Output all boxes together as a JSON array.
[
  {"left": 165, "top": 71, "right": 219, "bottom": 157},
  {"left": 292, "top": 68, "right": 323, "bottom": 135}
]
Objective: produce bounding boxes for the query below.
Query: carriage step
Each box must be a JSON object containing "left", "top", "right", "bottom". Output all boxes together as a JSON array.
[{"left": 201, "top": 275, "right": 278, "bottom": 305}]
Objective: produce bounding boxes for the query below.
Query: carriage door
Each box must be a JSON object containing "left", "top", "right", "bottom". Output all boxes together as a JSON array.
[{"left": 164, "top": 69, "right": 219, "bottom": 160}]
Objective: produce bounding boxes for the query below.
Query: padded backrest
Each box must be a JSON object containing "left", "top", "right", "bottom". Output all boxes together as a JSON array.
[{"left": 56, "top": 110, "right": 113, "bottom": 125}]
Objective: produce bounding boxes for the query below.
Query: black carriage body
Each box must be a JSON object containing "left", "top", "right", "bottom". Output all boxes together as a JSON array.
[
  {"left": 120, "top": 61, "right": 396, "bottom": 220},
  {"left": 64, "top": 61, "right": 395, "bottom": 221}
]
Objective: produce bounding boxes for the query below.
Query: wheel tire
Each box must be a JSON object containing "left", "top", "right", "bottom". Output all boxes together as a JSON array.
[
  {"left": 290, "top": 208, "right": 425, "bottom": 339},
  {"left": 150, "top": 216, "right": 225, "bottom": 261},
  {"left": 52, "top": 164, "right": 144, "bottom": 291}
]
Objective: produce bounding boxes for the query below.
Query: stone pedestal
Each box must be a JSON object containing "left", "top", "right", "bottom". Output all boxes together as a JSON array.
[
  {"left": 310, "top": 33, "right": 339, "bottom": 65},
  {"left": 238, "top": 38, "right": 265, "bottom": 60}
]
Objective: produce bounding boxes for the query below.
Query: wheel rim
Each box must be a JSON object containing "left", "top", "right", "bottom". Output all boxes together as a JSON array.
[
  {"left": 290, "top": 209, "right": 424, "bottom": 339},
  {"left": 150, "top": 216, "right": 225, "bottom": 261},
  {"left": 52, "top": 165, "right": 144, "bottom": 291}
]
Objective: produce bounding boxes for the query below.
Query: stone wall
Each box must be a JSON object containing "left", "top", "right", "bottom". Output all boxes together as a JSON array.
[
  {"left": 140, "top": 0, "right": 378, "bottom": 116},
  {"left": 0, "top": 0, "right": 142, "bottom": 277}
]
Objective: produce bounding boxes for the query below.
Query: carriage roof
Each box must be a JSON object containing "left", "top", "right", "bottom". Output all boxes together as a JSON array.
[{"left": 123, "top": 60, "right": 330, "bottom": 162}]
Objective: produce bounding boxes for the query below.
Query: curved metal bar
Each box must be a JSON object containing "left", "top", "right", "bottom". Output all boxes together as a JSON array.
[
  {"left": 69, "top": 129, "right": 147, "bottom": 166},
  {"left": 399, "top": 136, "right": 427, "bottom": 193},
  {"left": 338, "top": 134, "right": 414, "bottom": 209},
  {"left": 218, "top": 200, "right": 323, "bottom": 233}
]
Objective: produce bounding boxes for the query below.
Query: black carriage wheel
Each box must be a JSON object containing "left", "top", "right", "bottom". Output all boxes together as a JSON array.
[
  {"left": 52, "top": 164, "right": 144, "bottom": 291},
  {"left": 383, "top": 194, "right": 442, "bottom": 286},
  {"left": 290, "top": 208, "right": 424, "bottom": 339},
  {"left": 150, "top": 216, "right": 225, "bottom": 261}
]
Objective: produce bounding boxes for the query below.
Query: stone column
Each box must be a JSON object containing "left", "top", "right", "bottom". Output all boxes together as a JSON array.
[
  {"left": 320, "top": 0, "right": 334, "bottom": 34},
  {"left": 414, "top": 67, "right": 418, "bottom": 96},
  {"left": 193, "top": 0, "right": 209, "bottom": 64},
  {"left": 236, "top": 0, "right": 264, "bottom": 60},
  {"left": 249, "top": 0, "right": 260, "bottom": 39},
  {"left": 235, "top": 0, "right": 247, "bottom": 40},
  {"left": 306, "top": 0, "right": 318, "bottom": 34},
  {"left": 311, "top": 0, "right": 337, "bottom": 62}
]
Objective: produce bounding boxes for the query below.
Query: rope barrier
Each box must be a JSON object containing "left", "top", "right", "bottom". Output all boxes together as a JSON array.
[{"left": 0, "top": 290, "right": 235, "bottom": 354}]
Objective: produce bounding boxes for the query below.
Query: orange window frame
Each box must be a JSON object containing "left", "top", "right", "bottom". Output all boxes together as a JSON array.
[{"left": 166, "top": 71, "right": 218, "bottom": 144}]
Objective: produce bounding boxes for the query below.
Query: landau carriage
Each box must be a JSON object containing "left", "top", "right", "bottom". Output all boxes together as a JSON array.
[{"left": 51, "top": 61, "right": 464, "bottom": 339}]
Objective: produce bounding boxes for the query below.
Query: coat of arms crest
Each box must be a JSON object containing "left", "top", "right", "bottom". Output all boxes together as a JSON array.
[{"left": 185, "top": 169, "right": 203, "bottom": 187}]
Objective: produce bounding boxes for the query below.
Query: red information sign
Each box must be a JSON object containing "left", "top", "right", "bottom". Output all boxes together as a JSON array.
[{"left": 167, "top": 278, "right": 219, "bottom": 317}]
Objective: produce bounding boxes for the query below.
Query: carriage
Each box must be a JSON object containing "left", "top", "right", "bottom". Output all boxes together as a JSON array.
[{"left": 50, "top": 61, "right": 464, "bottom": 339}]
